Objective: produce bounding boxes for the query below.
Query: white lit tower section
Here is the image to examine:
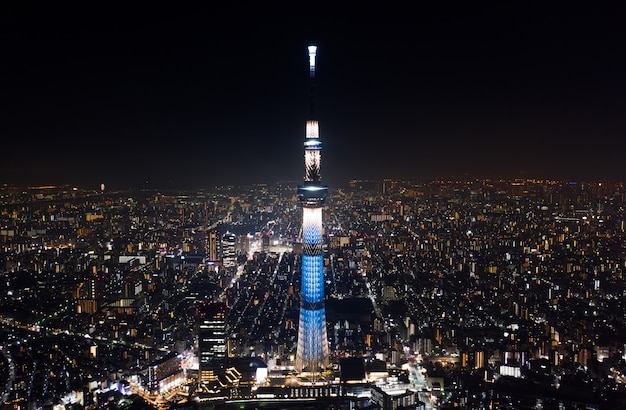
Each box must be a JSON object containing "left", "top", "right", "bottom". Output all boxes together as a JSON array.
[{"left": 295, "top": 45, "right": 329, "bottom": 373}]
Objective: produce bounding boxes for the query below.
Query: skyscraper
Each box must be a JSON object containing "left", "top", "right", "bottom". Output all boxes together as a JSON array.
[
  {"left": 207, "top": 229, "right": 221, "bottom": 263},
  {"left": 197, "top": 301, "right": 227, "bottom": 383},
  {"left": 295, "top": 45, "right": 330, "bottom": 373},
  {"left": 221, "top": 232, "right": 237, "bottom": 270}
]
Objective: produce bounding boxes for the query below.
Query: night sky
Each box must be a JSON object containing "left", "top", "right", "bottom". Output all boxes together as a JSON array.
[{"left": 2, "top": 3, "right": 625, "bottom": 190}]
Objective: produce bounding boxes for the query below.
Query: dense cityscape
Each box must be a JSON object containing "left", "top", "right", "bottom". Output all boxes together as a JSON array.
[
  {"left": 1, "top": 178, "right": 626, "bottom": 409},
  {"left": 2, "top": 10, "right": 626, "bottom": 406}
]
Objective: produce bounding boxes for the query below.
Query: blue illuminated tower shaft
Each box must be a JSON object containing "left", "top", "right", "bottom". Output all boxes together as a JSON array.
[{"left": 295, "top": 45, "right": 329, "bottom": 373}]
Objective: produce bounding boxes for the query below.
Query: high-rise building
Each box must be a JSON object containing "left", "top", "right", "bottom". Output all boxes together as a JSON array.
[
  {"left": 295, "top": 45, "right": 330, "bottom": 373},
  {"left": 207, "top": 229, "right": 221, "bottom": 263},
  {"left": 197, "top": 301, "right": 227, "bottom": 383},
  {"left": 222, "top": 232, "right": 237, "bottom": 270}
]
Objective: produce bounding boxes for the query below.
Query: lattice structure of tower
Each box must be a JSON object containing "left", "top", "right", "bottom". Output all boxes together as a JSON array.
[{"left": 295, "top": 45, "right": 330, "bottom": 373}]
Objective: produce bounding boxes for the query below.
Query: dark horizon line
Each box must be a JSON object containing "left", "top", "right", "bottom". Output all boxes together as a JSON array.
[{"left": 1, "top": 175, "right": 624, "bottom": 192}]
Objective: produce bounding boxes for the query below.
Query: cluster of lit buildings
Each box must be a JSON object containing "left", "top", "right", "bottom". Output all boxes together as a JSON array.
[
  {"left": 2, "top": 45, "right": 626, "bottom": 410},
  {"left": 2, "top": 176, "right": 626, "bottom": 409}
]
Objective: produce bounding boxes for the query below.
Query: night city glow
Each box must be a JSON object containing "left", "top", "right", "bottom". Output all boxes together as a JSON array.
[{"left": 1, "top": 4, "right": 625, "bottom": 410}]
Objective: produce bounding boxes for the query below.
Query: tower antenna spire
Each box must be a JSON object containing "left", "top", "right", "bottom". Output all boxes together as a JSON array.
[{"left": 308, "top": 45, "right": 317, "bottom": 120}]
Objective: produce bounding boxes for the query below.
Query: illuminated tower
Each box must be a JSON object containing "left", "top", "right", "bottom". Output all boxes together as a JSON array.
[{"left": 295, "top": 45, "right": 329, "bottom": 373}]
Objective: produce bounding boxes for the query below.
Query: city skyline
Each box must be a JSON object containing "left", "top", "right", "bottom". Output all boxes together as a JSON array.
[
  {"left": 2, "top": 177, "right": 626, "bottom": 408},
  {"left": 2, "top": 4, "right": 625, "bottom": 189},
  {"left": 3, "top": 6, "right": 626, "bottom": 407}
]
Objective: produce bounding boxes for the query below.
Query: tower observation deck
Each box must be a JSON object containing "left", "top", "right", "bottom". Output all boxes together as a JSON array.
[{"left": 295, "top": 45, "right": 330, "bottom": 373}]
